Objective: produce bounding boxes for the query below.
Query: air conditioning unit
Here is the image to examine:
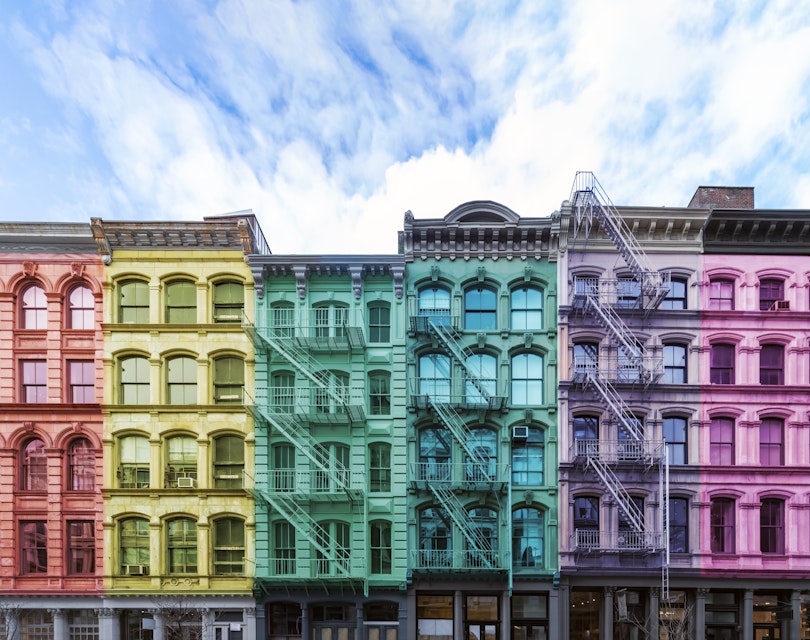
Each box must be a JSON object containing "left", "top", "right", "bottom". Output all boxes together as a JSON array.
[
  {"left": 770, "top": 300, "right": 790, "bottom": 310},
  {"left": 512, "top": 426, "right": 529, "bottom": 441},
  {"left": 124, "top": 564, "right": 148, "bottom": 576},
  {"left": 177, "top": 477, "right": 196, "bottom": 488}
]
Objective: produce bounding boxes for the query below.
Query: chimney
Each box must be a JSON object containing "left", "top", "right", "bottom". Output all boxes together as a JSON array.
[{"left": 688, "top": 186, "right": 754, "bottom": 209}]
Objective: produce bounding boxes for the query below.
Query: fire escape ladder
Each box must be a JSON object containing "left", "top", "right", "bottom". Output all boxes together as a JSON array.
[
  {"left": 260, "top": 490, "right": 352, "bottom": 578},
  {"left": 429, "top": 483, "right": 496, "bottom": 569},
  {"left": 582, "top": 372, "right": 644, "bottom": 441},
  {"left": 584, "top": 453, "right": 646, "bottom": 534},
  {"left": 430, "top": 399, "right": 493, "bottom": 481},
  {"left": 428, "top": 320, "right": 492, "bottom": 401},
  {"left": 571, "top": 171, "right": 670, "bottom": 312},
  {"left": 253, "top": 327, "right": 350, "bottom": 409},
  {"left": 259, "top": 408, "right": 353, "bottom": 495},
  {"left": 584, "top": 295, "right": 645, "bottom": 373}
]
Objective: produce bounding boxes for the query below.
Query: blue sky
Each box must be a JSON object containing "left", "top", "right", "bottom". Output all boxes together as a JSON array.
[{"left": 1, "top": 0, "right": 809, "bottom": 253}]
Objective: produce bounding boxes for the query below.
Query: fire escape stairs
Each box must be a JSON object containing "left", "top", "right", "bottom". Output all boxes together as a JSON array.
[
  {"left": 428, "top": 319, "right": 493, "bottom": 401},
  {"left": 429, "top": 399, "right": 494, "bottom": 483},
  {"left": 428, "top": 482, "right": 497, "bottom": 570}
]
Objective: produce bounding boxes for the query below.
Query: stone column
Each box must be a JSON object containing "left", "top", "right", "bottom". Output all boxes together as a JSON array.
[
  {"left": 648, "top": 588, "right": 659, "bottom": 640},
  {"left": 603, "top": 588, "right": 614, "bottom": 640},
  {"left": 300, "top": 602, "right": 310, "bottom": 640},
  {"left": 97, "top": 608, "right": 119, "bottom": 640},
  {"left": 454, "top": 591, "right": 463, "bottom": 640},
  {"left": 791, "top": 591, "right": 801, "bottom": 640},
  {"left": 695, "top": 589, "right": 707, "bottom": 640},
  {"left": 742, "top": 589, "right": 753, "bottom": 640},
  {"left": 50, "top": 609, "right": 67, "bottom": 640},
  {"left": 244, "top": 607, "right": 257, "bottom": 640},
  {"left": 153, "top": 609, "right": 166, "bottom": 640}
]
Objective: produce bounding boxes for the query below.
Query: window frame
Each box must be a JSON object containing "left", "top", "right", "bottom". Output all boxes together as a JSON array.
[
  {"left": 20, "top": 359, "right": 47, "bottom": 403},
  {"left": 662, "top": 343, "right": 687, "bottom": 384},
  {"left": 709, "top": 279, "right": 734, "bottom": 310},
  {"left": 20, "top": 520, "right": 48, "bottom": 574},
  {"left": 166, "top": 355, "right": 197, "bottom": 405},
  {"left": 669, "top": 497, "right": 689, "bottom": 553},
  {"left": 710, "top": 343, "right": 735, "bottom": 384},
  {"left": 660, "top": 277, "right": 687, "bottom": 310},
  {"left": 167, "top": 518, "right": 198, "bottom": 574},
  {"left": 709, "top": 417, "right": 735, "bottom": 466},
  {"left": 512, "top": 507, "right": 544, "bottom": 568},
  {"left": 165, "top": 435, "right": 198, "bottom": 488},
  {"left": 759, "top": 344, "right": 785, "bottom": 385},
  {"left": 510, "top": 286, "right": 543, "bottom": 331},
  {"left": 67, "top": 437, "right": 95, "bottom": 491},
  {"left": 759, "top": 278, "right": 785, "bottom": 311},
  {"left": 511, "top": 352, "right": 543, "bottom": 406},
  {"left": 511, "top": 427, "right": 544, "bottom": 486},
  {"left": 760, "top": 498, "right": 785, "bottom": 554},
  {"left": 759, "top": 418, "right": 784, "bottom": 466},
  {"left": 369, "top": 442, "right": 391, "bottom": 492},
  {"left": 213, "top": 435, "right": 244, "bottom": 489},
  {"left": 119, "top": 517, "right": 150, "bottom": 574},
  {"left": 212, "top": 356, "right": 244, "bottom": 404},
  {"left": 67, "top": 520, "right": 95, "bottom": 574},
  {"left": 663, "top": 416, "right": 687, "bottom": 465},
  {"left": 464, "top": 285, "right": 497, "bottom": 331},
  {"left": 573, "top": 496, "right": 600, "bottom": 548},
  {"left": 212, "top": 280, "right": 244, "bottom": 323},
  {"left": 212, "top": 517, "right": 245, "bottom": 575},
  {"left": 367, "top": 303, "right": 391, "bottom": 343},
  {"left": 118, "top": 279, "right": 149, "bottom": 323},
  {"left": 21, "top": 438, "right": 47, "bottom": 491},
  {"left": 20, "top": 284, "right": 47, "bottom": 329},
  {"left": 710, "top": 498, "right": 735, "bottom": 553},
  {"left": 368, "top": 371, "right": 391, "bottom": 416},
  {"left": 165, "top": 280, "right": 197, "bottom": 324},
  {"left": 120, "top": 356, "right": 150, "bottom": 404},
  {"left": 67, "top": 285, "right": 95, "bottom": 330},
  {"left": 119, "top": 435, "right": 150, "bottom": 489},
  {"left": 273, "top": 521, "right": 296, "bottom": 575},
  {"left": 68, "top": 360, "right": 95, "bottom": 403},
  {"left": 370, "top": 520, "right": 392, "bottom": 574}
]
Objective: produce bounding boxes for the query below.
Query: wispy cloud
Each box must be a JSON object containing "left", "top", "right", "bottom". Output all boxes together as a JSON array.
[{"left": 1, "top": 0, "right": 810, "bottom": 252}]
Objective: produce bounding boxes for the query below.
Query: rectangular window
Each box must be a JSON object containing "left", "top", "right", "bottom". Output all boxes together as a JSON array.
[
  {"left": 760, "top": 499, "right": 784, "bottom": 554},
  {"left": 669, "top": 498, "right": 688, "bottom": 553},
  {"left": 759, "top": 279, "right": 785, "bottom": 310},
  {"left": 213, "top": 436, "right": 244, "bottom": 489},
  {"left": 165, "top": 281, "right": 197, "bottom": 323},
  {"left": 68, "top": 360, "right": 94, "bottom": 403},
  {"left": 212, "top": 281, "right": 244, "bottom": 323},
  {"left": 274, "top": 522, "right": 296, "bottom": 575},
  {"left": 662, "top": 344, "right": 687, "bottom": 384},
  {"left": 369, "top": 443, "right": 391, "bottom": 492},
  {"left": 663, "top": 417, "right": 687, "bottom": 464},
  {"left": 167, "top": 357, "right": 197, "bottom": 404},
  {"left": 20, "top": 521, "right": 48, "bottom": 574},
  {"left": 213, "top": 519, "right": 245, "bottom": 575},
  {"left": 368, "top": 305, "right": 390, "bottom": 343},
  {"left": 709, "top": 279, "right": 734, "bottom": 310},
  {"left": 119, "top": 280, "right": 149, "bottom": 323},
  {"left": 710, "top": 418, "right": 734, "bottom": 465},
  {"left": 711, "top": 499, "right": 735, "bottom": 553},
  {"left": 166, "top": 437, "right": 197, "bottom": 488},
  {"left": 370, "top": 522, "right": 392, "bottom": 574},
  {"left": 760, "top": 344, "right": 784, "bottom": 385},
  {"left": 616, "top": 278, "right": 640, "bottom": 309},
  {"left": 213, "top": 357, "right": 244, "bottom": 403},
  {"left": 67, "top": 521, "right": 95, "bottom": 574},
  {"left": 21, "top": 360, "right": 47, "bottom": 402},
  {"left": 167, "top": 519, "right": 197, "bottom": 574},
  {"left": 710, "top": 344, "right": 735, "bottom": 384},
  {"left": 369, "top": 373, "right": 391, "bottom": 415},
  {"left": 660, "top": 278, "right": 687, "bottom": 310},
  {"left": 760, "top": 418, "right": 784, "bottom": 466}
]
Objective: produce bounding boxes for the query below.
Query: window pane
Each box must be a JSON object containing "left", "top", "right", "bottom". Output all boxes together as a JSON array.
[
  {"left": 710, "top": 418, "right": 734, "bottom": 465},
  {"left": 669, "top": 498, "right": 688, "bottom": 553},
  {"left": 711, "top": 499, "right": 735, "bottom": 553},
  {"left": 68, "top": 438, "right": 95, "bottom": 491},
  {"left": 368, "top": 305, "right": 391, "bottom": 343},
  {"left": 213, "top": 518, "right": 245, "bottom": 574},
  {"left": 20, "top": 521, "right": 48, "bottom": 573},
  {"left": 760, "top": 344, "right": 784, "bottom": 385},
  {"left": 167, "top": 519, "right": 197, "bottom": 573},
  {"left": 760, "top": 418, "right": 783, "bottom": 466},
  {"left": 21, "top": 285, "right": 47, "bottom": 329},
  {"left": 68, "top": 285, "right": 95, "bottom": 329},
  {"left": 710, "top": 344, "right": 735, "bottom": 384},
  {"left": 512, "top": 428, "right": 544, "bottom": 485},
  {"left": 663, "top": 417, "right": 687, "bottom": 465},
  {"left": 760, "top": 499, "right": 784, "bottom": 554},
  {"left": 369, "top": 373, "right": 391, "bottom": 415},
  {"left": 68, "top": 521, "right": 95, "bottom": 574},
  {"left": 511, "top": 287, "right": 543, "bottom": 331},
  {"left": 69, "top": 360, "right": 95, "bottom": 403},
  {"left": 120, "top": 436, "right": 150, "bottom": 488},
  {"left": 369, "top": 443, "right": 391, "bottom": 492},
  {"left": 511, "top": 353, "right": 542, "bottom": 405},
  {"left": 21, "top": 360, "right": 47, "bottom": 403},
  {"left": 759, "top": 279, "right": 784, "bottom": 310},
  {"left": 166, "top": 281, "right": 197, "bottom": 323},
  {"left": 167, "top": 436, "right": 197, "bottom": 487},
  {"left": 121, "top": 357, "right": 150, "bottom": 404},
  {"left": 662, "top": 344, "right": 687, "bottom": 384},
  {"left": 119, "top": 281, "right": 149, "bottom": 323},
  {"left": 370, "top": 521, "right": 392, "bottom": 574},
  {"left": 660, "top": 278, "right": 687, "bottom": 310},
  {"left": 465, "top": 287, "right": 497, "bottom": 330},
  {"left": 709, "top": 279, "right": 734, "bottom": 310},
  {"left": 513, "top": 507, "right": 544, "bottom": 567},
  {"left": 120, "top": 518, "right": 150, "bottom": 571},
  {"left": 214, "top": 436, "right": 244, "bottom": 488},
  {"left": 214, "top": 357, "right": 244, "bottom": 403},
  {"left": 22, "top": 439, "right": 47, "bottom": 490},
  {"left": 213, "top": 281, "right": 244, "bottom": 322},
  {"left": 167, "top": 357, "right": 197, "bottom": 404}
]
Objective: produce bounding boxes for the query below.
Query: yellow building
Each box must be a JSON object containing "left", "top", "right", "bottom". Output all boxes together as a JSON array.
[{"left": 93, "top": 214, "right": 269, "bottom": 640}]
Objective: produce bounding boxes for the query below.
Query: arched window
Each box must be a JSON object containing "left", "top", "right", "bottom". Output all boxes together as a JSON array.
[
  {"left": 465, "top": 285, "right": 497, "bottom": 330},
  {"left": 167, "top": 518, "right": 197, "bottom": 574},
  {"left": 119, "top": 435, "right": 150, "bottom": 488},
  {"left": 213, "top": 356, "right": 244, "bottom": 403},
  {"left": 710, "top": 343, "right": 735, "bottom": 384},
  {"left": 511, "top": 286, "right": 543, "bottom": 330},
  {"left": 120, "top": 517, "right": 150, "bottom": 574},
  {"left": 573, "top": 342, "right": 599, "bottom": 375},
  {"left": 661, "top": 277, "right": 688, "bottom": 310},
  {"left": 513, "top": 507, "right": 544, "bottom": 567},
  {"left": 419, "top": 353, "right": 451, "bottom": 402},
  {"left": 165, "top": 280, "right": 196, "bottom": 323},
  {"left": 213, "top": 435, "right": 244, "bottom": 489},
  {"left": 271, "top": 302, "right": 295, "bottom": 337},
  {"left": 68, "top": 438, "right": 95, "bottom": 491},
  {"left": 212, "top": 281, "right": 243, "bottom": 323},
  {"left": 465, "top": 353, "right": 497, "bottom": 403},
  {"left": 511, "top": 353, "right": 543, "bottom": 405},
  {"left": 213, "top": 518, "right": 245, "bottom": 575},
  {"left": 419, "top": 506, "right": 451, "bottom": 568},
  {"left": 512, "top": 427, "right": 544, "bottom": 485},
  {"left": 418, "top": 286, "right": 451, "bottom": 329},
  {"left": 574, "top": 496, "right": 600, "bottom": 548},
  {"left": 20, "top": 284, "right": 47, "bottom": 329},
  {"left": 118, "top": 280, "right": 149, "bottom": 323},
  {"left": 419, "top": 426, "right": 451, "bottom": 482},
  {"left": 166, "top": 435, "right": 197, "bottom": 488},
  {"left": 67, "top": 285, "right": 94, "bottom": 329},
  {"left": 167, "top": 356, "right": 197, "bottom": 404},
  {"left": 21, "top": 438, "right": 47, "bottom": 490},
  {"left": 370, "top": 520, "right": 392, "bottom": 574},
  {"left": 313, "top": 370, "right": 348, "bottom": 414},
  {"left": 313, "top": 303, "right": 348, "bottom": 339},
  {"left": 120, "top": 356, "right": 150, "bottom": 404},
  {"left": 467, "top": 507, "right": 497, "bottom": 567},
  {"left": 465, "top": 427, "right": 497, "bottom": 481},
  {"left": 314, "top": 442, "right": 349, "bottom": 492},
  {"left": 315, "top": 520, "right": 350, "bottom": 575}
]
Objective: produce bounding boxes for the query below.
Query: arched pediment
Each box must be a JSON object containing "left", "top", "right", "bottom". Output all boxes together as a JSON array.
[{"left": 445, "top": 201, "right": 520, "bottom": 224}]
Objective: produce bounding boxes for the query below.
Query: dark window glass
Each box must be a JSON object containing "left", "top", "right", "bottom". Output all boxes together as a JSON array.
[
  {"left": 20, "top": 521, "right": 48, "bottom": 574},
  {"left": 711, "top": 498, "right": 735, "bottom": 553},
  {"left": 67, "top": 521, "right": 95, "bottom": 574},
  {"left": 370, "top": 521, "right": 392, "bottom": 574},
  {"left": 760, "top": 344, "right": 784, "bottom": 385},
  {"left": 369, "top": 443, "right": 391, "bottom": 492},
  {"left": 709, "top": 279, "right": 734, "bottom": 310},
  {"left": 663, "top": 417, "right": 687, "bottom": 464},
  {"left": 760, "top": 418, "right": 784, "bottom": 466},
  {"left": 368, "top": 304, "right": 391, "bottom": 343},
  {"left": 710, "top": 344, "right": 735, "bottom": 384},
  {"left": 465, "top": 287, "right": 497, "bottom": 330},
  {"left": 661, "top": 278, "right": 687, "bottom": 310},
  {"left": 669, "top": 498, "right": 688, "bottom": 553},
  {"left": 759, "top": 279, "right": 785, "bottom": 310},
  {"left": 760, "top": 499, "right": 784, "bottom": 554},
  {"left": 710, "top": 418, "right": 734, "bottom": 465},
  {"left": 662, "top": 344, "right": 687, "bottom": 384}
]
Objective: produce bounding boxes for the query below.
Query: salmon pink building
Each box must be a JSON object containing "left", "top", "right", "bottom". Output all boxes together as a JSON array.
[{"left": 0, "top": 223, "right": 105, "bottom": 638}]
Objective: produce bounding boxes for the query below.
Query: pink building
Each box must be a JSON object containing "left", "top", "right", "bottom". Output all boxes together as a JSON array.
[{"left": 0, "top": 223, "right": 105, "bottom": 638}]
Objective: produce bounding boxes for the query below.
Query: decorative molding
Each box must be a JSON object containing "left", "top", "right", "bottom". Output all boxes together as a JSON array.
[
  {"left": 70, "top": 262, "right": 86, "bottom": 278},
  {"left": 430, "top": 265, "right": 440, "bottom": 282},
  {"left": 22, "top": 261, "right": 37, "bottom": 276},
  {"left": 350, "top": 266, "right": 363, "bottom": 299},
  {"left": 293, "top": 266, "right": 308, "bottom": 299},
  {"left": 476, "top": 266, "right": 486, "bottom": 282}
]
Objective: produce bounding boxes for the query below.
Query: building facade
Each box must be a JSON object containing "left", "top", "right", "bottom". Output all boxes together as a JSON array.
[
  {"left": 94, "top": 214, "right": 268, "bottom": 640},
  {"left": 247, "top": 253, "right": 408, "bottom": 639},
  {"left": 400, "top": 202, "right": 559, "bottom": 639},
  {"left": 0, "top": 223, "right": 105, "bottom": 638}
]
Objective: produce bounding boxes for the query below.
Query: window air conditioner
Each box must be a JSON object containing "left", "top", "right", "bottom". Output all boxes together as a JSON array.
[
  {"left": 177, "top": 477, "right": 196, "bottom": 488},
  {"left": 124, "top": 564, "right": 148, "bottom": 576},
  {"left": 770, "top": 300, "right": 790, "bottom": 310},
  {"left": 512, "top": 426, "right": 529, "bottom": 441}
]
